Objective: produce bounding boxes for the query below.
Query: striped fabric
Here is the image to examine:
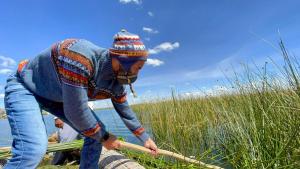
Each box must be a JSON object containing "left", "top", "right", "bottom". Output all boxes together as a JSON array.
[
  {"left": 51, "top": 39, "right": 94, "bottom": 88},
  {"left": 133, "top": 127, "right": 145, "bottom": 137},
  {"left": 82, "top": 123, "right": 101, "bottom": 137},
  {"left": 112, "top": 93, "right": 127, "bottom": 103},
  {"left": 109, "top": 29, "right": 148, "bottom": 61},
  {"left": 88, "top": 88, "right": 127, "bottom": 103},
  {"left": 17, "top": 59, "right": 29, "bottom": 74},
  {"left": 88, "top": 89, "right": 112, "bottom": 100}
]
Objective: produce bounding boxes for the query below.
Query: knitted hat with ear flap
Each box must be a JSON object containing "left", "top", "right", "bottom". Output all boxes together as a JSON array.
[{"left": 109, "top": 29, "right": 148, "bottom": 71}]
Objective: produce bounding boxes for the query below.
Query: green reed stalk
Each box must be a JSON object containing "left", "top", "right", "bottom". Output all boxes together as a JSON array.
[
  {"left": 0, "top": 140, "right": 84, "bottom": 159},
  {"left": 133, "top": 42, "right": 300, "bottom": 169}
]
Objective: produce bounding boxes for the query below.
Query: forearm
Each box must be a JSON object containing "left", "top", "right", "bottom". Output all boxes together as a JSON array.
[
  {"left": 112, "top": 100, "right": 150, "bottom": 143},
  {"left": 62, "top": 83, "right": 108, "bottom": 142}
]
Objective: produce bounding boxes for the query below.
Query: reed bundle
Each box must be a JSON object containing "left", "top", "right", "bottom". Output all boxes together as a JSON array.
[{"left": 1, "top": 140, "right": 223, "bottom": 168}]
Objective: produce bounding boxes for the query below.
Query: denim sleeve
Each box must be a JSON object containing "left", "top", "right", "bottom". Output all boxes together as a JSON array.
[
  {"left": 62, "top": 83, "right": 108, "bottom": 142},
  {"left": 111, "top": 99, "right": 150, "bottom": 143}
]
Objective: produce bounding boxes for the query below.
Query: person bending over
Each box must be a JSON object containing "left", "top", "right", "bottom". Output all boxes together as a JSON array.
[{"left": 4, "top": 29, "right": 157, "bottom": 169}]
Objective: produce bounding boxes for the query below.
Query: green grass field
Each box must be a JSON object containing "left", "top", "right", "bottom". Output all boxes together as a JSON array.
[{"left": 132, "top": 42, "right": 300, "bottom": 168}]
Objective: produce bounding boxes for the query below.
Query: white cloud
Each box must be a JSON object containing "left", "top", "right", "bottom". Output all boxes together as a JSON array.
[
  {"left": 0, "top": 94, "right": 4, "bottom": 99},
  {"left": 0, "top": 56, "right": 16, "bottom": 67},
  {"left": 136, "top": 39, "right": 300, "bottom": 88},
  {"left": 148, "top": 11, "right": 154, "bottom": 17},
  {"left": 146, "top": 58, "right": 164, "bottom": 67},
  {"left": 136, "top": 49, "right": 284, "bottom": 87},
  {"left": 0, "top": 69, "right": 13, "bottom": 75},
  {"left": 149, "top": 42, "right": 180, "bottom": 54},
  {"left": 119, "top": 0, "right": 142, "bottom": 5},
  {"left": 143, "top": 27, "right": 159, "bottom": 34}
]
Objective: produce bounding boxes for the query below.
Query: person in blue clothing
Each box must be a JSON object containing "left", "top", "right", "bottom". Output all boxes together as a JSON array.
[
  {"left": 51, "top": 117, "right": 82, "bottom": 165},
  {"left": 4, "top": 29, "right": 158, "bottom": 169}
]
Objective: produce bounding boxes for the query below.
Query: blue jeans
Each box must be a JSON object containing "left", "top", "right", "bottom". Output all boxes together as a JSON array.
[{"left": 4, "top": 73, "right": 102, "bottom": 169}]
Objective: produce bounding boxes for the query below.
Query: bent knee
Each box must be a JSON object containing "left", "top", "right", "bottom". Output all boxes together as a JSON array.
[{"left": 7, "top": 142, "right": 48, "bottom": 168}]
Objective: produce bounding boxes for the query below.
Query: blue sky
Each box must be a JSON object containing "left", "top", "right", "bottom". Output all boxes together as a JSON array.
[{"left": 0, "top": 0, "right": 300, "bottom": 108}]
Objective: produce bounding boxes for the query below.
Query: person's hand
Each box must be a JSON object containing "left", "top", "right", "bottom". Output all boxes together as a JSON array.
[
  {"left": 144, "top": 138, "right": 158, "bottom": 156},
  {"left": 102, "top": 134, "right": 121, "bottom": 150}
]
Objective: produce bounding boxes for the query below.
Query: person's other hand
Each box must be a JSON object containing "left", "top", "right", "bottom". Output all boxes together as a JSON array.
[
  {"left": 102, "top": 134, "right": 121, "bottom": 150},
  {"left": 144, "top": 138, "right": 158, "bottom": 156}
]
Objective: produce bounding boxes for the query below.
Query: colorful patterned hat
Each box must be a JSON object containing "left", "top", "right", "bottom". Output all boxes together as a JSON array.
[{"left": 109, "top": 29, "right": 148, "bottom": 71}]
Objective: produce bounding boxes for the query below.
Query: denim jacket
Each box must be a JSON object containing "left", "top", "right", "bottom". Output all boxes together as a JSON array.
[{"left": 18, "top": 39, "right": 149, "bottom": 143}]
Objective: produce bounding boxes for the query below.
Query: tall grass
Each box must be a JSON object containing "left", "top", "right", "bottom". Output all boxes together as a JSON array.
[{"left": 133, "top": 41, "right": 300, "bottom": 168}]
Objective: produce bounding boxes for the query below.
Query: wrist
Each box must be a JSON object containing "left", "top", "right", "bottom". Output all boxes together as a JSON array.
[{"left": 138, "top": 132, "right": 150, "bottom": 143}]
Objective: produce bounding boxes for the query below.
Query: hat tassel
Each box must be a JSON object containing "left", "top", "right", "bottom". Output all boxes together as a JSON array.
[{"left": 127, "top": 78, "right": 137, "bottom": 98}]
